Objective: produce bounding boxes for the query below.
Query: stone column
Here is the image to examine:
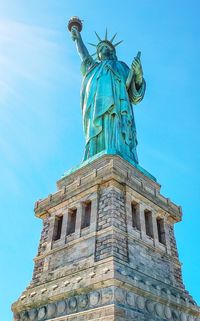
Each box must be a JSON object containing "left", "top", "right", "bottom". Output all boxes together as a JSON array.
[
  {"left": 164, "top": 219, "right": 172, "bottom": 255},
  {"left": 43, "top": 215, "right": 54, "bottom": 272},
  {"left": 125, "top": 192, "right": 133, "bottom": 234},
  {"left": 75, "top": 204, "right": 82, "bottom": 238},
  {"left": 90, "top": 193, "right": 98, "bottom": 233},
  {"left": 60, "top": 208, "right": 68, "bottom": 245},
  {"left": 139, "top": 203, "right": 146, "bottom": 240},
  {"left": 45, "top": 215, "right": 55, "bottom": 252},
  {"left": 152, "top": 211, "right": 159, "bottom": 247}
]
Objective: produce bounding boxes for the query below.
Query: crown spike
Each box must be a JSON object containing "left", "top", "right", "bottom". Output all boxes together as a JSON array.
[
  {"left": 91, "top": 53, "right": 98, "bottom": 62},
  {"left": 88, "top": 42, "right": 97, "bottom": 47},
  {"left": 114, "top": 40, "right": 123, "bottom": 47},
  {"left": 105, "top": 28, "right": 108, "bottom": 40},
  {"left": 95, "top": 31, "right": 102, "bottom": 41},
  {"left": 110, "top": 32, "right": 117, "bottom": 43}
]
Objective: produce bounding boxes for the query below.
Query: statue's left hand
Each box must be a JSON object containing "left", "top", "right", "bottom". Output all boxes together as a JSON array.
[{"left": 131, "top": 56, "right": 143, "bottom": 78}]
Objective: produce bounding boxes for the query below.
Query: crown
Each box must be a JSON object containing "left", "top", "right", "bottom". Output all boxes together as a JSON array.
[{"left": 88, "top": 29, "right": 123, "bottom": 59}]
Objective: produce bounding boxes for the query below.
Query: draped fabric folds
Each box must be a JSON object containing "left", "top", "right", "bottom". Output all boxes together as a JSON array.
[{"left": 80, "top": 56, "right": 146, "bottom": 164}]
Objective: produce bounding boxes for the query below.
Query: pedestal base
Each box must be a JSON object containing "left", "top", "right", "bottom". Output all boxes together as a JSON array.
[{"left": 12, "top": 155, "right": 200, "bottom": 321}]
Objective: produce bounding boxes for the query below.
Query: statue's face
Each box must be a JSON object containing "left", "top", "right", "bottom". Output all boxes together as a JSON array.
[{"left": 98, "top": 43, "right": 115, "bottom": 60}]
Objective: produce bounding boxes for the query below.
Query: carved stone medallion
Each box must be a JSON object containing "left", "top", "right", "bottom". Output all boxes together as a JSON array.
[
  {"left": 115, "top": 288, "right": 126, "bottom": 304},
  {"left": 102, "top": 288, "right": 113, "bottom": 304},
  {"left": 146, "top": 300, "right": 155, "bottom": 313},
  {"left": 164, "top": 306, "right": 172, "bottom": 319},
  {"left": 38, "top": 307, "right": 46, "bottom": 320},
  {"left": 47, "top": 303, "right": 57, "bottom": 318},
  {"left": 155, "top": 303, "right": 163, "bottom": 317},
  {"left": 126, "top": 292, "right": 135, "bottom": 306},
  {"left": 89, "top": 291, "right": 100, "bottom": 306},
  {"left": 78, "top": 294, "right": 88, "bottom": 308},
  {"left": 180, "top": 313, "right": 187, "bottom": 321},
  {"left": 57, "top": 300, "right": 66, "bottom": 314},
  {"left": 68, "top": 297, "right": 77, "bottom": 310},
  {"left": 28, "top": 309, "right": 38, "bottom": 321},
  {"left": 135, "top": 296, "right": 145, "bottom": 309}
]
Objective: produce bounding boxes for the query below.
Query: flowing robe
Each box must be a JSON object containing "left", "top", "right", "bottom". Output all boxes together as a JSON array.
[{"left": 81, "top": 56, "right": 146, "bottom": 164}]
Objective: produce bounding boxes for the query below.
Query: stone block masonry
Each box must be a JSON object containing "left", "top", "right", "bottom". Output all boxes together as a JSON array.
[
  {"left": 12, "top": 155, "right": 200, "bottom": 321},
  {"left": 95, "top": 185, "right": 128, "bottom": 262}
]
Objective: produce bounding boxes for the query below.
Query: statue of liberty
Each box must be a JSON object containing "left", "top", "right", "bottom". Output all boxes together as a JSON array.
[{"left": 68, "top": 18, "right": 146, "bottom": 164}]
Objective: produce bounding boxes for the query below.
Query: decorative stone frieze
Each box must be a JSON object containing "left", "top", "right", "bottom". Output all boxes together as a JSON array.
[{"left": 14, "top": 286, "right": 200, "bottom": 321}]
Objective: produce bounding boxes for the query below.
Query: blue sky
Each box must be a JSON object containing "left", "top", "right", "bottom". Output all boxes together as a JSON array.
[{"left": 0, "top": 1, "right": 200, "bottom": 320}]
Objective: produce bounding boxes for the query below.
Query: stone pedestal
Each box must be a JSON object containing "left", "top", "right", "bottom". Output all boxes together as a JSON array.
[{"left": 12, "top": 155, "right": 200, "bottom": 321}]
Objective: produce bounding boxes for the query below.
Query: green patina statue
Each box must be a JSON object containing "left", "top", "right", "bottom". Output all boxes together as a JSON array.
[{"left": 69, "top": 18, "right": 146, "bottom": 164}]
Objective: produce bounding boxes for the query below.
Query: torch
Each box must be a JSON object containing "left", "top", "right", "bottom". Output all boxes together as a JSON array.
[{"left": 68, "top": 16, "right": 83, "bottom": 40}]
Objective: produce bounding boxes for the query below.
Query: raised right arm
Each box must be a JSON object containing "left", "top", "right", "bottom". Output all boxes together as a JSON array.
[{"left": 71, "top": 27, "right": 90, "bottom": 61}]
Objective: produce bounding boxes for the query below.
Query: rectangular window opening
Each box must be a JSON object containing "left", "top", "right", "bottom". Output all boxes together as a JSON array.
[
  {"left": 157, "top": 217, "right": 166, "bottom": 245},
  {"left": 53, "top": 215, "right": 63, "bottom": 241},
  {"left": 67, "top": 208, "right": 77, "bottom": 235},
  {"left": 131, "top": 202, "right": 140, "bottom": 230},
  {"left": 81, "top": 201, "right": 91, "bottom": 229},
  {"left": 144, "top": 210, "right": 153, "bottom": 238}
]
